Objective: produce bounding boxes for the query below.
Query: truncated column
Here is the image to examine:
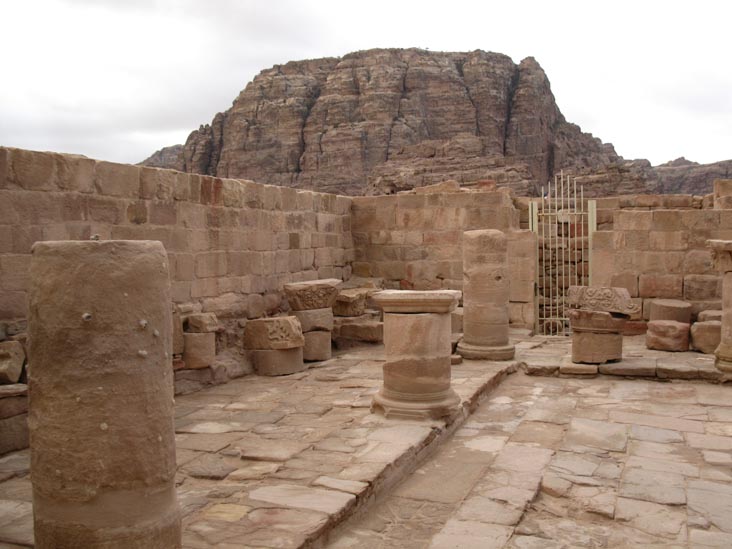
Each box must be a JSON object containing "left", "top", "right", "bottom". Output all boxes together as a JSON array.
[
  {"left": 371, "top": 290, "right": 461, "bottom": 420},
  {"left": 28, "top": 240, "right": 181, "bottom": 548},
  {"left": 457, "top": 229, "right": 515, "bottom": 360},
  {"left": 707, "top": 239, "right": 732, "bottom": 374}
]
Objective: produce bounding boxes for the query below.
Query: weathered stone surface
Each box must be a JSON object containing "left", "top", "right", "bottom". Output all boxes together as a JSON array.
[
  {"left": 567, "top": 286, "right": 638, "bottom": 316},
  {"left": 649, "top": 299, "right": 692, "bottom": 323},
  {"left": 251, "top": 347, "right": 305, "bottom": 376},
  {"left": 0, "top": 341, "right": 24, "bottom": 384},
  {"left": 249, "top": 484, "right": 355, "bottom": 515},
  {"left": 598, "top": 358, "right": 656, "bottom": 376},
  {"left": 172, "top": 310, "right": 184, "bottom": 355},
  {"left": 236, "top": 437, "right": 310, "bottom": 462},
  {"left": 27, "top": 240, "right": 180, "bottom": 547},
  {"left": 292, "top": 308, "right": 334, "bottom": 332},
  {"left": 563, "top": 418, "right": 628, "bottom": 452},
  {"left": 243, "top": 316, "right": 304, "bottom": 350},
  {"left": 303, "top": 331, "right": 332, "bottom": 362},
  {"left": 699, "top": 309, "right": 723, "bottom": 322},
  {"left": 333, "top": 288, "right": 370, "bottom": 317},
  {"left": 691, "top": 320, "right": 722, "bottom": 354},
  {"left": 0, "top": 413, "right": 29, "bottom": 455},
  {"left": 0, "top": 395, "right": 28, "bottom": 420},
  {"left": 183, "top": 332, "right": 216, "bottom": 369},
  {"left": 0, "top": 384, "right": 27, "bottom": 399},
  {"left": 372, "top": 290, "right": 461, "bottom": 314},
  {"left": 283, "top": 279, "right": 341, "bottom": 311},
  {"left": 708, "top": 239, "right": 732, "bottom": 272},
  {"left": 568, "top": 309, "right": 626, "bottom": 333},
  {"left": 185, "top": 312, "right": 220, "bottom": 333},
  {"left": 458, "top": 229, "right": 515, "bottom": 360},
  {"left": 646, "top": 320, "right": 690, "bottom": 351},
  {"left": 335, "top": 319, "right": 383, "bottom": 343},
  {"left": 373, "top": 293, "right": 459, "bottom": 420},
  {"left": 559, "top": 360, "right": 598, "bottom": 376}
]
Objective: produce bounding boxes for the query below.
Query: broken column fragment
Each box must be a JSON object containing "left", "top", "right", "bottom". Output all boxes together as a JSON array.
[
  {"left": 567, "top": 286, "right": 640, "bottom": 364},
  {"left": 284, "top": 279, "right": 339, "bottom": 362},
  {"left": 457, "top": 229, "right": 515, "bottom": 360},
  {"left": 243, "top": 316, "right": 306, "bottom": 375},
  {"left": 28, "top": 240, "right": 181, "bottom": 548},
  {"left": 706, "top": 239, "right": 732, "bottom": 374},
  {"left": 371, "top": 290, "right": 461, "bottom": 420}
]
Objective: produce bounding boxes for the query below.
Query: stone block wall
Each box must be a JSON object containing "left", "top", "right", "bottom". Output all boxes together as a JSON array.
[
  {"left": 593, "top": 209, "right": 732, "bottom": 319},
  {"left": 0, "top": 147, "right": 354, "bottom": 332},
  {"left": 351, "top": 190, "right": 536, "bottom": 327}
]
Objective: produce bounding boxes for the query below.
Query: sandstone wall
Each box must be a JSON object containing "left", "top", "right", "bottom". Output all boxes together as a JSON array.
[
  {"left": 0, "top": 147, "right": 354, "bottom": 334},
  {"left": 593, "top": 209, "right": 731, "bottom": 320},
  {"left": 351, "top": 190, "right": 536, "bottom": 327}
]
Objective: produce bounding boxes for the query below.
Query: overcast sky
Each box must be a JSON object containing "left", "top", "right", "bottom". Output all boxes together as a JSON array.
[{"left": 1, "top": 0, "right": 730, "bottom": 166}]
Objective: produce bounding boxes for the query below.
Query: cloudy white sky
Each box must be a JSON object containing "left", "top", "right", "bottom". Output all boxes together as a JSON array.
[{"left": 1, "top": 0, "right": 729, "bottom": 166}]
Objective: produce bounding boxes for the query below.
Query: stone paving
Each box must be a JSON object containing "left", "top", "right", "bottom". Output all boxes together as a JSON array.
[
  {"left": 1, "top": 333, "right": 731, "bottom": 548},
  {"left": 328, "top": 358, "right": 732, "bottom": 547},
  {"left": 0, "top": 340, "right": 520, "bottom": 548}
]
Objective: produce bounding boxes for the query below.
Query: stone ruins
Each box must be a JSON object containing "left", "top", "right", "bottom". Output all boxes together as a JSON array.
[{"left": 1, "top": 145, "right": 732, "bottom": 548}]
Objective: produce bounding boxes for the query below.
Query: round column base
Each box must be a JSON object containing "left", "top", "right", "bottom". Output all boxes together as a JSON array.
[
  {"left": 714, "top": 356, "right": 732, "bottom": 373},
  {"left": 457, "top": 341, "right": 515, "bottom": 361},
  {"left": 371, "top": 388, "right": 460, "bottom": 420}
]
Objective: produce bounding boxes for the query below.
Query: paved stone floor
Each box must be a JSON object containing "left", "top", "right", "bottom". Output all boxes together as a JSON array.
[
  {"left": 328, "top": 370, "right": 732, "bottom": 548},
  {"left": 1, "top": 334, "right": 731, "bottom": 548},
  {"left": 0, "top": 343, "right": 519, "bottom": 548}
]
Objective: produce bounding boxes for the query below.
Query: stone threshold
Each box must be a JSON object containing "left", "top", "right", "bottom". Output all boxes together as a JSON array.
[{"left": 521, "top": 335, "right": 732, "bottom": 383}]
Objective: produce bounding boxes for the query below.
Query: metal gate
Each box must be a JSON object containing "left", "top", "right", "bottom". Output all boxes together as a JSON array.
[{"left": 529, "top": 172, "right": 596, "bottom": 336}]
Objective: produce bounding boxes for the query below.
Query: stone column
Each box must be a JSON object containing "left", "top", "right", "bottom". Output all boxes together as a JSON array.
[
  {"left": 284, "top": 279, "right": 339, "bottom": 362},
  {"left": 457, "top": 229, "right": 515, "bottom": 360},
  {"left": 566, "top": 286, "right": 639, "bottom": 364},
  {"left": 708, "top": 240, "right": 732, "bottom": 374},
  {"left": 371, "top": 290, "right": 461, "bottom": 420},
  {"left": 28, "top": 241, "right": 181, "bottom": 548}
]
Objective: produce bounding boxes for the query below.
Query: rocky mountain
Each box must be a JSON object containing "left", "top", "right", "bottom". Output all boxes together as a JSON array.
[{"left": 142, "top": 48, "right": 730, "bottom": 197}]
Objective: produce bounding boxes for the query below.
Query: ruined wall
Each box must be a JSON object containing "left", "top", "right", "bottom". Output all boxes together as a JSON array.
[
  {"left": 351, "top": 190, "right": 536, "bottom": 327},
  {"left": 593, "top": 208, "right": 731, "bottom": 320},
  {"left": 0, "top": 147, "right": 354, "bottom": 332}
]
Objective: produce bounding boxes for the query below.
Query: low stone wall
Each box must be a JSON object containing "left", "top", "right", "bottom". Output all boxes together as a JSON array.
[
  {"left": 351, "top": 190, "right": 536, "bottom": 328},
  {"left": 0, "top": 147, "right": 354, "bottom": 334},
  {"left": 593, "top": 209, "right": 731, "bottom": 319}
]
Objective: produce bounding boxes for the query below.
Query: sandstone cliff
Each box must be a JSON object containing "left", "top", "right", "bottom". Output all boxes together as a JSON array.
[{"left": 142, "top": 48, "right": 729, "bottom": 196}]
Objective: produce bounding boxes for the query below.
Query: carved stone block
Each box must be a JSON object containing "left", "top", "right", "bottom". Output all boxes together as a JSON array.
[
  {"left": 243, "top": 317, "right": 304, "bottom": 350},
  {"left": 283, "top": 279, "right": 341, "bottom": 311}
]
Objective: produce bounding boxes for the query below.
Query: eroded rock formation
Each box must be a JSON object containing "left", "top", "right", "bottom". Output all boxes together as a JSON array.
[{"left": 142, "top": 48, "right": 730, "bottom": 196}]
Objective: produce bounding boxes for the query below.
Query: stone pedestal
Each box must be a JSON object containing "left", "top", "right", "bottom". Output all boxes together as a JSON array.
[
  {"left": 371, "top": 290, "right": 461, "bottom": 420},
  {"left": 567, "top": 286, "right": 639, "bottom": 365},
  {"left": 568, "top": 309, "right": 625, "bottom": 364},
  {"left": 244, "top": 316, "right": 306, "bottom": 375},
  {"left": 457, "top": 230, "right": 515, "bottom": 360},
  {"left": 707, "top": 240, "right": 732, "bottom": 373},
  {"left": 283, "top": 279, "right": 338, "bottom": 362},
  {"left": 28, "top": 240, "right": 181, "bottom": 548}
]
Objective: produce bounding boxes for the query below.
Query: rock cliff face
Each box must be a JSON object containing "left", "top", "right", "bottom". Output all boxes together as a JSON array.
[{"left": 142, "top": 48, "right": 729, "bottom": 196}]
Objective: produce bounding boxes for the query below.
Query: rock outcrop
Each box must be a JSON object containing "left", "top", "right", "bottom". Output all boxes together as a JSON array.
[{"left": 141, "top": 48, "right": 730, "bottom": 197}]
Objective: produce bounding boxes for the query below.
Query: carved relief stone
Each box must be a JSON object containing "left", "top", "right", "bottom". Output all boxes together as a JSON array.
[
  {"left": 283, "top": 279, "right": 341, "bottom": 311},
  {"left": 567, "top": 286, "right": 640, "bottom": 316},
  {"left": 243, "top": 317, "right": 305, "bottom": 350}
]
